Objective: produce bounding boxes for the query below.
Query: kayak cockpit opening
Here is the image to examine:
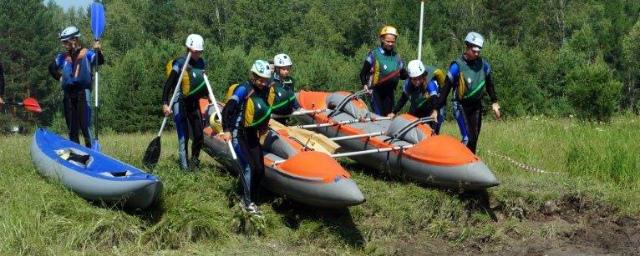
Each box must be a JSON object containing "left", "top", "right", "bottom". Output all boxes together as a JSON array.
[
  {"left": 56, "top": 148, "right": 92, "bottom": 168},
  {"left": 100, "top": 170, "right": 134, "bottom": 178}
]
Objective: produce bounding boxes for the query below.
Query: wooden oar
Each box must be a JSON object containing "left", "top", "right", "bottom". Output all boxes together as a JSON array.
[{"left": 269, "top": 119, "right": 340, "bottom": 154}]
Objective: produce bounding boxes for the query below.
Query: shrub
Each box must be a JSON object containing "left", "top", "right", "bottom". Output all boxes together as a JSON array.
[{"left": 565, "top": 57, "right": 622, "bottom": 122}]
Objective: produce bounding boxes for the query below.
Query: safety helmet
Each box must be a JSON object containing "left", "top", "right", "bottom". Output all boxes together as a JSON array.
[
  {"left": 185, "top": 34, "right": 204, "bottom": 51},
  {"left": 407, "top": 60, "right": 426, "bottom": 78},
  {"left": 59, "top": 26, "right": 80, "bottom": 41},
  {"left": 273, "top": 53, "right": 292, "bottom": 67},
  {"left": 379, "top": 25, "right": 398, "bottom": 37},
  {"left": 464, "top": 31, "right": 484, "bottom": 51},
  {"left": 251, "top": 59, "right": 272, "bottom": 78}
]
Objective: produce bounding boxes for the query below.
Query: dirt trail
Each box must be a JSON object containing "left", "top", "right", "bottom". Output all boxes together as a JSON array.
[
  {"left": 474, "top": 194, "right": 639, "bottom": 255},
  {"left": 388, "top": 194, "right": 639, "bottom": 255}
]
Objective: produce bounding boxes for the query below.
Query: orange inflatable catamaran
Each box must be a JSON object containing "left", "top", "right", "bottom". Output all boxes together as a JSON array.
[
  {"left": 294, "top": 90, "right": 499, "bottom": 190},
  {"left": 199, "top": 99, "right": 365, "bottom": 208}
]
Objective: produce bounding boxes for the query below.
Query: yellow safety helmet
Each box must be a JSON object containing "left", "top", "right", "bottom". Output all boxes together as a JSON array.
[{"left": 379, "top": 25, "right": 398, "bottom": 37}]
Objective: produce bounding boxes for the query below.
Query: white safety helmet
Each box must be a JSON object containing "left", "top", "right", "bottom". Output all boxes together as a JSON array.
[
  {"left": 251, "top": 59, "right": 272, "bottom": 78},
  {"left": 464, "top": 31, "right": 484, "bottom": 51},
  {"left": 185, "top": 34, "right": 204, "bottom": 51},
  {"left": 407, "top": 60, "right": 426, "bottom": 78},
  {"left": 59, "top": 26, "right": 81, "bottom": 41},
  {"left": 273, "top": 53, "right": 292, "bottom": 67}
]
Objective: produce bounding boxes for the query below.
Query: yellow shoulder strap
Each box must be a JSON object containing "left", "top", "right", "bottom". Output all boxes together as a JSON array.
[
  {"left": 457, "top": 72, "right": 466, "bottom": 100},
  {"left": 225, "top": 83, "right": 239, "bottom": 103},
  {"left": 165, "top": 58, "right": 190, "bottom": 95},
  {"left": 433, "top": 68, "right": 445, "bottom": 87},
  {"left": 267, "top": 86, "right": 276, "bottom": 106},
  {"left": 243, "top": 98, "right": 255, "bottom": 127}
]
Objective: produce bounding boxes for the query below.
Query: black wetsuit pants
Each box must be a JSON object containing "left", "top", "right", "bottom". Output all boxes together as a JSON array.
[
  {"left": 232, "top": 129, "right": 265, "bottom": 205},
  {"left": 63, "top": 88, "right": 93, "bottom": 147},
  {"left": 458, "top": 103, "right": 483, "bottom": 154}
]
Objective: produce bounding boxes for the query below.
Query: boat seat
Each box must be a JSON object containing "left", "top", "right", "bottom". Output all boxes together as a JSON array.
[
  {"left": 385, "top": 115, "right": 431, "bottom": 144},
  {"left": 326, "top": 92, "right": 370, "bottom": 119},
  {"left": 56, "top": 149, "right": 92, "bottom": 168},
  {"left": 261, "top": 130, "right": 299, "bottom": 159}
]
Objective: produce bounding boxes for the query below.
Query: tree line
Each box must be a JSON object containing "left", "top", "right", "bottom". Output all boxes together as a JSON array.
[{"left": 1, "top": 0, "right": 639, "bottom": 132}]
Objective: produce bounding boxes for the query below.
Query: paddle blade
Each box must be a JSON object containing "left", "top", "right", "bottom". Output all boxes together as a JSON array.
[
  {"left": 143, "top": 136, "right": 161, "bottom": 168},
  {"left": 91, "top": 2, "right": 106, "bottom": 40},
  {"left": 22, "top": 97, "right": 42, "bottom": 113}
]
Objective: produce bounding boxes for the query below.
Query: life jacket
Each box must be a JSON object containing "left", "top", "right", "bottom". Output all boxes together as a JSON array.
[
  {"left": 454, "top": 56, "right": 487, "bottom": 101},
  {"left": 406, "top": 66, "right": 445, "bottom": 116},
  {"left": 371, "top": 47, "right": 403, "bottom": 86},
  {"left": 225, "top": 82, "right": 276, "bottom": 128},
  {"left": 60, "top": 48, "right": 92, "bottom": 89},
  {"left": 271, "top": 75, "right": 296, "bottom": 115},
  {"left": 165, "top": 56, "right": 207, "bottom": 97}
]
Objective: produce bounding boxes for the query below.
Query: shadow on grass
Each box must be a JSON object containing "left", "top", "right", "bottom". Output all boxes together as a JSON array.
[
  {"left": 221, "top": 176, "right": 365, "bottom": 247},
  {"left": 269, "top": 195, "right": 365, "bottom": 248}
]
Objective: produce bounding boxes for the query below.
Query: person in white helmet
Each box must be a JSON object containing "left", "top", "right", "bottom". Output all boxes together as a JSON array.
[
  {"left": 219, "top": 60, "right": 275, "bottom": 215},
  {"left": 389, "top": 59, "right": 446, "bottom": 133},
  {"left": 271, "top": 53, "right": 300, "bottom": 124},
  {"left": 161, "top": 34, "right": 207, "bottom": 170},
  {"left": 435, "top": 32, "right": 501, "bottom": 154},
  {"left": 48, "top": 26, "right": 104, "bottom": 148},
  {"left": 359, "top": 25, "right": 408, "bottom": 116}
]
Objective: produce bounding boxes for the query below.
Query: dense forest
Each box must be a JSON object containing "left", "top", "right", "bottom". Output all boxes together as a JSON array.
[{"left": 1, "top": 0, "right": 639, "bottom": 132}]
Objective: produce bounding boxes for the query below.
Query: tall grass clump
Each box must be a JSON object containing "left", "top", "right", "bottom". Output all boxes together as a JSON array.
[{"left": 566, "top": 120, "right": 640, "bottom": 188}]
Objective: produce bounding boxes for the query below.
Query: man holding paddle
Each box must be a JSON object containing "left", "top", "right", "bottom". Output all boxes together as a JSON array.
[
  {"left": 48, "top": 26, "right": 104, "bottom": 148},
  {"left": 161, "top": 34, "right": 207, "bottom": 170}
]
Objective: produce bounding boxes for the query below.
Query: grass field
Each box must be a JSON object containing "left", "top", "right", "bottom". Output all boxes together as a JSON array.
[{"left": 1, "top": 115, "right": 639, "bottom": 255}]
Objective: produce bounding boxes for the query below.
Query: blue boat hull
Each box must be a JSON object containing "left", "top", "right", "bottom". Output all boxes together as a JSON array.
[{"left": 30, "top": 128, "right": 162, "bottom": 209}]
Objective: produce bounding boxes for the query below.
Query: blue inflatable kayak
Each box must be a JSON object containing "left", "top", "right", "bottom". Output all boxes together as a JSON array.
[{"left": 30, "top": 128, "right": 162, "bottom": 209}]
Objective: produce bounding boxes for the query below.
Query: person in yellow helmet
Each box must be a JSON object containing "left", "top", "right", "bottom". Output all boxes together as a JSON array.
[{"left": 359, "top": 25, "right": 408, "bottom": 116}]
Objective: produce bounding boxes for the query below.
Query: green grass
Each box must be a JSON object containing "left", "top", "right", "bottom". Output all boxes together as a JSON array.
[{"left": 1, "top": 116, "right": 639, "bottom": 255}]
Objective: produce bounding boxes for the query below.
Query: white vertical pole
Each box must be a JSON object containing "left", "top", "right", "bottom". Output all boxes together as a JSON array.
[{"left": 417, "top": 0, "right": 425, "bottom": 61}]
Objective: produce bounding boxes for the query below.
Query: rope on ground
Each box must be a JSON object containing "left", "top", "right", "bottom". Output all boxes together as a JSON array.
[{"left": 486, "top": 150, "right": 558, "bottom": 174}]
